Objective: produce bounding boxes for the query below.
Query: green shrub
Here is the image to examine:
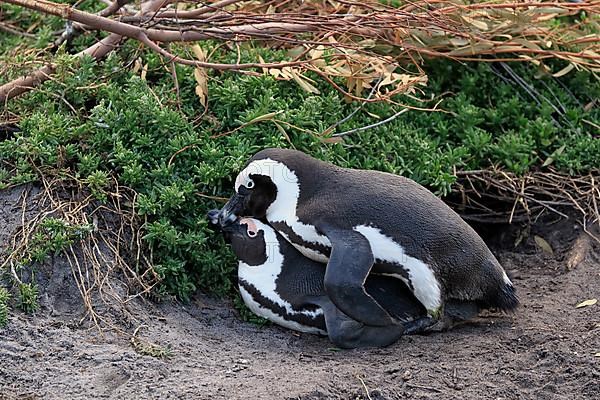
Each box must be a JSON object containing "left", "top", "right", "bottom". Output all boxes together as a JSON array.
[
  {"left": 18, "top": 283, "right": 38, "bottom": 313},
  {"left": 0, "top": 39, "right": 598, "bottom": 301},
  {"left": 0, "top": 287, "right": 10, "bottom": 326}
]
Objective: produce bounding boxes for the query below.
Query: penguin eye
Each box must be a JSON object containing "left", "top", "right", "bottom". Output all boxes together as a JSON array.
[
  {"left": 247, "top": 229, "right": 257, "bottom": 238},
  {"left": 246, "top": 179, "right": 255, "bottom": 189}
]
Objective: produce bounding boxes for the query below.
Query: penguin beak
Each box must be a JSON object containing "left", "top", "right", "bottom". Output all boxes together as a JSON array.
[
  {"left": 218, "top": 193, "right": 245, "bottom": 227},
  {"left": 207, "top": 209, "right": 220, "bottom": 226}
]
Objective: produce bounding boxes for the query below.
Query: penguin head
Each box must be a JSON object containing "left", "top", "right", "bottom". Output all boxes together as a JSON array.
[
  {"left": 221, "top": 217, "right": 272, "bottom": 266},
  {"left": 219, "top": 159, "right": 298, "bottom": 224},
  {"left": 219, "top": 150, "right": 305, "bottom": 225}
]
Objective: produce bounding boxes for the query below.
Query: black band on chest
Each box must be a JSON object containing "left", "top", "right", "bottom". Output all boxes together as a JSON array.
[
  {"left": 238, "top": 278, "right": 326, "bottom": 331},
  {"left": 269, "top": 221, "right": 331, "bottom": 257}
]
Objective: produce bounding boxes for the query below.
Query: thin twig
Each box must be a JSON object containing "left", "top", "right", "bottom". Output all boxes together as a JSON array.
[
  {"left": 323, "top": 78, "right": 381, "bottom": 135},
  {"left": 356, "top": 375, "right": 373, "bottom": 400},
  {"left": 333, "top": 108, "right": 409, "bottom": 137}
]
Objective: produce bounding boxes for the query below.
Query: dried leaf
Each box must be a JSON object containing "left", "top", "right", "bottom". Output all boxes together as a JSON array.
[
  {"left": 246, "top": 111, "right": 283, "bottom": 124},
  {"left": 398, "top": 74, "right": 411, "bottom": 86},
  {"left": 583, "top": 100, "right": 597, "bottom": 113},
  {"left": 449, "top": 38, "right": 469, "bottom": 47},
  {"left": 448, "top": 42, "right": 495, "bottom": 56},
  {"left": 553, "top": 63, "right": 575, "bottom": 78},
  {"left": 542, "top": 144, "right": 566, "bottom": 167},
  {"left": 311, "top": 59, "right": 327, "bottom": 68},
  {"left": 512, "top": 38, "right": 542, "bottom": 51},
  {"left": 493, "top": 46, "right": 528, "bottom": 53},
  {"left": 379, "top": 73, "right": 396, "bottom": 87},
  {"left": 354, "top": 78, "right": 364, "bottom": 96},
  {"left": 258, "top": 55, "right": 268, "bottom": 75},
  {"left": 287, "top": 46, "right": 305, "bottom": 58},
  {"left": 310, "top": 45, "right": 325, "bottom": 60},
  {"left": 132, "top": 58, "right": 142, "bottom": 74},
  {"left": 191, "top": 44, "right": 205, "bottom": 61},
  {"left": 461, "top": 16, "right": 489, "bottom": 31},
  {"left": 321, "top": 136, "right": 343, "bottom": 144},
  {"left": 279, "top": 67, "right": 294, "bottom": 80},
  {"left": 191, "top": 45, "right": 208, "bottom": 106},
  {"left": 532, "top": 7, "right": 569, "bottom": 14},
  {"left": 140, "top": 63, "right": 148, "bottom": 81},
  {"left": 534, "top": 235, "right": 554, "bottom": 256},
  {"left": 594, "top": 352, "right": 600, "bottom": 357},
  {"left": 193, "top": 69, "right": 208, "bottom": 106},
  {"left": 268, "top": 68, "right": 281, "bottom": 79},
  {"left": 575, "top": 299, "right": 597, "bottom": 308},
  {"left": 273, "top": 121, "right": 291, "bottom": 144},
  {"left": 289, "top": 70, "right": 320, "bottom": 94}
]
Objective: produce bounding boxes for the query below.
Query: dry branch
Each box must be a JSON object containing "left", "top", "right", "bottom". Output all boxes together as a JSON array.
[
  {"left": 1, "top": 0, "right": 599, "bottom": 102},
  {"left": 0, "top": 0, "right": 167, "bottom": 102},
  {"left": 0, "top": 35, "right": 122, "bottom": 103}
]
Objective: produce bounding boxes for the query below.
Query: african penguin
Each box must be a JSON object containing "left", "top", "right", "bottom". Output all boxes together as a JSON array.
[
  {"left": 208, "top": 210, "right": 427, "bottom": 348},
  {"left": 218, "top": 148, "right": 519, "bottom": 333}
]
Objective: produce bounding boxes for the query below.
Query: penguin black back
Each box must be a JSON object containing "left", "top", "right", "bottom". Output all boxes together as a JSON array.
[
  {"left": 219, "top": 148, "right": 518, "bottom": 332},
  {"left": 243, "top": 148, "right": 517, "bottom": 308}
]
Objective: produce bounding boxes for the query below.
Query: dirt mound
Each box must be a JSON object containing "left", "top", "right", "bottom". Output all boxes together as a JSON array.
[{"left": 1, "top": 186, "right": 599, "bottom": 399}]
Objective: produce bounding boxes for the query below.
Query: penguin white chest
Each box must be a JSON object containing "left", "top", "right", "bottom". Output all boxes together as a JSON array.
[
  {"left": 237, "top": 246, "right": 325, "bottom": 335},
  {"left": 238, "top": 284, "right": 325, "bottom": 335}
]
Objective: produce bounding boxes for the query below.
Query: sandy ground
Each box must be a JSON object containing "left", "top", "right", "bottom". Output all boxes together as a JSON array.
[{"left": 1, "top": 185, "right": 599, "bottom": 400}]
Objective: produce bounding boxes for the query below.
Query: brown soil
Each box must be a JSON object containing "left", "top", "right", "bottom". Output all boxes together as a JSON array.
[{"left": 1, "top": 185, "right": 599, "bottom": 400}]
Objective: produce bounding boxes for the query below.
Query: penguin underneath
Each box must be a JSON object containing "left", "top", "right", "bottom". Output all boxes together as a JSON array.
[
  {"left": 218, "top": 148, "right": 519, "bottom": 333},
  {"left": 208, "top": 210, "right": 427, "bottom": 348}
]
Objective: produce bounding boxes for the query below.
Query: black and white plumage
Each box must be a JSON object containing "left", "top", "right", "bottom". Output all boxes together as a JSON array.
[
  {"left": 208, "top": 211, "right": 426, "bottom": 348},
  {"left": 218, "top": 148, "right": 518, "bottom": 333}
]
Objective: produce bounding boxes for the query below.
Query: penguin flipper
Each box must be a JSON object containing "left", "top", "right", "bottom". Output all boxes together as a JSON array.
[
  {"left": 319, "top": 301, "right": 405, "bottom": 349},
  {"left": 320, "top": 226, "right": 396, "bottom": 327}
]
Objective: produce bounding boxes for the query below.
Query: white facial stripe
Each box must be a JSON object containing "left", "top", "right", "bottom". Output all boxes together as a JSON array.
[
  {"left": 238, "top": 220, "right": 324, "bottom": 324},
  {"left": 234, "top": 158, "right": 296, "bottom": 194},
  {"left": 353, "top": 225, "right": 442, "bottom": 312},
  {"left": 239, "top": 286, "right": 326, "bottom": 335},
  {"left": 235, "top": 158, "right": 331, "bottom": 251}
]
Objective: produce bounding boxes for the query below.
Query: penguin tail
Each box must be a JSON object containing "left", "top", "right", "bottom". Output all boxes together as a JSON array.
[
  {"left": 488, "top": 282, "right": 519, "bottom": 312},
  {"left": 480, "top": 260, "right": 520, "bottom": 312}
]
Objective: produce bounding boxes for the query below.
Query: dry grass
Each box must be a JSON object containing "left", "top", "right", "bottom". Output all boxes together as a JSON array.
[
  {"left": 452, "top": 167, "right": 600, "bottom": 242},
  {"left": 0, "top": 174, "right": 159, "bottom": 331}
]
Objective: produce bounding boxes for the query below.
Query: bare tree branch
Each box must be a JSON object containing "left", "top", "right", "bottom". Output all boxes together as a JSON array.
[
  {"left": 56, "top": 0, "right": 134, "bottom": 47},
  {"left": 0, "top": 0, "right": 168, "bottom": 102},
  {"left": 0, "top": 35, "right": 122, "bottom": 103},
  {"left": 156, "top": 0, "right": 244, "bottom": 18},
  {"left": 1, "top": 0, "right": 598, "bottom": 102},
  {"left": 0, "top": 21, "right": 36, "bottom": 37}
]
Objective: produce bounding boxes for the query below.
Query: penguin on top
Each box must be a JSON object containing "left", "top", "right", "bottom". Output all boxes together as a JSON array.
[
  {"left": 207, "top": 210, "right": 426, "bottom": 348},
  {"left": 218, "top": 148, "right": 518, "bottom": 334}
]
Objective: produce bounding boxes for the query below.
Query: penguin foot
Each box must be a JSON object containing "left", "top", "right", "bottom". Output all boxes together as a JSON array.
[{"left": 401, "top": 316, "right": 438, "bottom": 335}]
